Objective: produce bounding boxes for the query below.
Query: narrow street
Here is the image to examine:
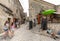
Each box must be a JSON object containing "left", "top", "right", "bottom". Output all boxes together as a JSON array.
[
  {"left": 10, "top": 23, "right": 58, "bottom": 41},
  {"left": 0, "top": 23, "right": 60, "bottom": 41},
  {"left": 0, "top": 0, "right": 60, "bottom": 41}
]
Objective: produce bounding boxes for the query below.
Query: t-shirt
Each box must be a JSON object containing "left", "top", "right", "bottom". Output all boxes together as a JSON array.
[
  {"left": 11, "top": 24, "right": 15, "bottom": 29},
  {"left": 47, "top": 29, "right": 52, "bottom": 34},
  {"left": 6, "top": 23, "right": 9, "bottom": 28}
]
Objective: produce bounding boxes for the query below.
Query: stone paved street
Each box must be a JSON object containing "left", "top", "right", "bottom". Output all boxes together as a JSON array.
[
  {"left": 31, "top": 23, "right": 60, "bottom": 41},
  {"left": 32, "top": 23, "right": 60, "bottom": 33},
  {"left": 10, "top": 23, "right": 58, "bottom": 41},
  {"left": 0, "top": 23, "right": 60, "bottom": 41}
]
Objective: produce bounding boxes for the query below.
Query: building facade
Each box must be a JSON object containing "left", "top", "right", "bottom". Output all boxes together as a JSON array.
[
  {"left": 29, "top": 0, "right": 60, "bottom": 23},
  {"left": 29, "top": 0, "right": 55, "bottom": 19},
  {"left": 0, "top": 0, "right": 24, "bottom": 33}
]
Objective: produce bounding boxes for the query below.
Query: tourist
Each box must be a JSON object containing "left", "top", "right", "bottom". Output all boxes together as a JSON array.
[
  {"left": 29, "top": 19, "right": 33, "bottom": 30},
  {"left": 33, "top": 19, "right": 36, "bottom": 27},
  {"left": 47, "top": 29, "right": 52, "bottom": 34},
  {"left": 3, "top": 21, "right": 9, "bottom": 38},
  {"left": 16, "top": 20, "right": 20, "bottom": 28},
  {"left": 57, "top": 31, "right": 60, "bottom": 35},
  {"left": 10, "top": 22, "right": 15, "bottom": 37},
  {"left": 41, "top": 16, "right": 47, "bottom": 30},
  {"left": 47, "top": 29, "right": 59, "bottom": 40},
  {"left": 7, "top": 18, "right": 11, "bottom": 30},
  {"left": 37, "top": 14, "right": 41, "bottom": 24},
  {"left": 51, "top": 32, "right": 59, "bottom": 40}
]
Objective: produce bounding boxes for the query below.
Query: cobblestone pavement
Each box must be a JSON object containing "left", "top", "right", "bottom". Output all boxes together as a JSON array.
[
  {"left": 0, "top": 28, "right": 17, "bottom": 41},
  {"left": 31, "top": 23, "right": 60, "bottom": 33},
  {"left": 0, "top": 23, "right": 60, "bottom": 41},
  {"left": 31, "top": 23, "right": 60, "bottom": 41},
  {"left": 10, "top": 23, "right": 57, "bottom": 41}
]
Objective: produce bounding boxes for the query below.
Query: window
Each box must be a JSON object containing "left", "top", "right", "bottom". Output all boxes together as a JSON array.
[{"left": 16, "top": 9, "right": 18, "bottom": 13}]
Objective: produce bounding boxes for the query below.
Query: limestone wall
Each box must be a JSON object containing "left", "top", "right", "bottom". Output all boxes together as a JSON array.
[
  {"left": 56, "top": 5, "right": 60, "bottom": 14},
  {"left": 0, "top": 5, "right": 13, "bottom": 33},
  {"left": 29, "top": 0, "right": 55, "bottom": 19}
]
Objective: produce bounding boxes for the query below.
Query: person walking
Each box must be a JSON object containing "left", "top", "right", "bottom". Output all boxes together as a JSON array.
[
  {"left": 41, "top": 16, "right": 47, "bottom": 30},
  {"left": 10, "top": 22, "right": 15, "bottom": 37},
  {"left": 33, "top": 19, "right": 36, "bottom": 27},
  {"left": 37, "top": 14, "right": 41, "bottom": 24},
  {"left": 29, "top": 19, "right": 33, "bottom": 30},
  {"left": 3, "top": 21, "right": 9, "bottom": 38}
]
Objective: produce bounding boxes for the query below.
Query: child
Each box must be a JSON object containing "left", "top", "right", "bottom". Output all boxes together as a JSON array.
[
  {"left": 3, "top": 22, "right": 9, "bottom": 38},
  {"left": 10, "top": 22, "right": 15, "bottom": 37}
]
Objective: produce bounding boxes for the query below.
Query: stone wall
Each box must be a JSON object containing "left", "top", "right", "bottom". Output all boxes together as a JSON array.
[
  {"left": 29, "top": 0, "right": 55, "bottom": 19},
  {"left": 0, "top": 0, "right": 24, "bottom": 33},
  {"left": 56, "top": 5, "right": 60, "bottom": 14},
  {"left": 0, "top": 5, "right": 13, "bottom": 33}
]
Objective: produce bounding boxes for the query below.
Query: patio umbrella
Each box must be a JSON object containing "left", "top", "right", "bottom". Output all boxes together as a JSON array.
[{"left": 42, "top": 9, "right": 56, "bottom": 16}]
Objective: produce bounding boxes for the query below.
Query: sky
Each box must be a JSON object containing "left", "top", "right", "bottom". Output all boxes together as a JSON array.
[
  {"left": 19, "top": 0, "right": 60, "bottom": 17},
  {"left": 44, "top": 0, "right": 60, "bottom": 5},
  {"left": 19, "top": 0, "right": 29, "bottom": 17}
]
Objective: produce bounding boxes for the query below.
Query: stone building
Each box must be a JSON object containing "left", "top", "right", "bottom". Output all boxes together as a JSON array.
[
  {"left": 29, "top": 0, "right": 60, "bottom": 22},
  {"left": 29, "top": 0, "right": 56, "bottom": 19},
  {"left": 0, "top": 0, "right": 24, "bottom": 33}
]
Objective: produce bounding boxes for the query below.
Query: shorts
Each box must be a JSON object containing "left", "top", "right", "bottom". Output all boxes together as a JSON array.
[{"left": 4, "top": 29, "right": 8, "bottom": 31}]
